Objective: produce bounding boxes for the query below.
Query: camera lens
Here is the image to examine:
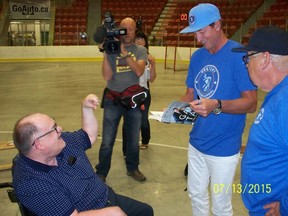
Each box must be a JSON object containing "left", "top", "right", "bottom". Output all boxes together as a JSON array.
[{"left": 105, "top": 41, "right": 121, "bottom": 54}]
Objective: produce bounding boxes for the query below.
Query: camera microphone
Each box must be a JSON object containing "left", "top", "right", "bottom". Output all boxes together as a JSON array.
[
  {"left": 93, "top": 26, "right": 107, "bottom": 44},
  {"left": 67, "top": 156, "right": 77, "bottom": 165}
]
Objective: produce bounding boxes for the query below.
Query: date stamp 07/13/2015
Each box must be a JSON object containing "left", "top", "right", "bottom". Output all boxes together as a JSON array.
[{"left": 213, "top": 183, "right": 272, "bottom": 194}]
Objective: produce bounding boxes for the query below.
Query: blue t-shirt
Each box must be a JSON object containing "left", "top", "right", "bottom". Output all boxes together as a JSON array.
[
  {"left": 241, "top": 76, "right": 288, "bottom": 215},
  {"left": 186, "top": 40, "right": 256, "bottom": 156},
  {"left": 13, "top": 129, "right": 108, "bottom": 216}
]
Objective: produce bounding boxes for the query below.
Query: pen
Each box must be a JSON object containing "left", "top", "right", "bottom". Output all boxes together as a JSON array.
[{"left": 197, "top": 95, "right": 201, "bottom": 105}]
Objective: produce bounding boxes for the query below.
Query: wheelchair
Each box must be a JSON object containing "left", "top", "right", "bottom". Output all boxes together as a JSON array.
[
  {"left": 0, "top": 182, "right": 36, "bottom": 216},
  {"left": 0, "top": 155, "right": 36, "bottom": 216}
]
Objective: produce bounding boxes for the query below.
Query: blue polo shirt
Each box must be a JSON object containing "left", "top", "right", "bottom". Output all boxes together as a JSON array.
[
  {"left": 241, "top": 76, "right": 288, "bottom": 215},
  {"left": 13, "top": 129, "right": 108, "bottom": 216}
]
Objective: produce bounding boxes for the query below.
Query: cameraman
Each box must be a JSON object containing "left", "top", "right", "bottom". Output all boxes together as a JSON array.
[{"left": 96, "top": 17, "right": 148, "bottom": 182}]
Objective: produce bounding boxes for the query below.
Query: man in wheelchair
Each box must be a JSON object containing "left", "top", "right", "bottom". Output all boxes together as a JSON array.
[{"left": 10, "top": 94, "right": 153, "bottom": 216}]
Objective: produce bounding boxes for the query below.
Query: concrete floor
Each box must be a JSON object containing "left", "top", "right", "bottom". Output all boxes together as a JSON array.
[{"left": 0, "top": 61, "right": 264, "bottom": 216}]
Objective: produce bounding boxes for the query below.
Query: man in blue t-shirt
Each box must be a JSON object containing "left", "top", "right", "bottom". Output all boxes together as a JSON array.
[
  {"left": 233, "top": 26, "right": 288, "bottom": 216},
  {"left": 179, "top": 3, "right": 257, "bottom": 215},
  {"left": 12, "top": 94, "right": 153, "bottom": 216}
]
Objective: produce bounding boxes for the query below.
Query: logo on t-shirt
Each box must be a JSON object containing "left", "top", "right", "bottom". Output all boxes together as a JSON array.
[
  {"left": 194, "top": 65, "right": 219, "bottom": 98},
  {"left": 116, "top": 52, "right": 135, "bottom": 73},
  {"left": 254, "top": 108, "right": 264, "bottom": 124}
]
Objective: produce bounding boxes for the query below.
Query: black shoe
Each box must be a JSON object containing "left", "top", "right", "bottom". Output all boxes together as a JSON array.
[
  {"left": 184, "top": 163, "right": 188, "bottom": 177},
  {"left": 127, "top": 169, "right": 146, "bottom": 182}
]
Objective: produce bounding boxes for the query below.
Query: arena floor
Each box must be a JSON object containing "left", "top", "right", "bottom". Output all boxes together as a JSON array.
[{"left": 0, "top": 60, "right": 264, "bottom": 215}]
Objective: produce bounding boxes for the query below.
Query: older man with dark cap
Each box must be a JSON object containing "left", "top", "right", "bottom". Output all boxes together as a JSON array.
[
  {"left": 179, "top": 3, "right": 257, "bottom": 216},
  {"left": 233, "top": 25, "right": 288, "bottom": 216}
]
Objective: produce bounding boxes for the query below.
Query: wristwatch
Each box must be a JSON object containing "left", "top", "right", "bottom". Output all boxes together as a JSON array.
[{"left": 213, "top": 99, "right": 222, "bottom": 114}]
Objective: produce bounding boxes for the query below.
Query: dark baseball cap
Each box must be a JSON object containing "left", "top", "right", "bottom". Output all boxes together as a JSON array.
[{"left": 232, "top": 25, "right": 288, "bottom": 55}]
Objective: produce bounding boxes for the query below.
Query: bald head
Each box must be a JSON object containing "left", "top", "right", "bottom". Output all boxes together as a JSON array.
[
  {"left": 119, "top": 17, "right": 136, "bottom": 46},
  {"left": 13, "top": 113, "right": 49, "bottom": 155},
  {"left": 120, "top": 17, "right": 136, "bottom": 29}
]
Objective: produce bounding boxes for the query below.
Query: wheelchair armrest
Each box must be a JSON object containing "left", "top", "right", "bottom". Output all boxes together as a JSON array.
[
  {"left": 7, "top": 189, "right": 19, "bottom": 203},
  {"left": 0, "top": 182, "right": 19, "bottom": 203},
  {"left": 0, "top": 182, "right": 13, "bottom": 188}
]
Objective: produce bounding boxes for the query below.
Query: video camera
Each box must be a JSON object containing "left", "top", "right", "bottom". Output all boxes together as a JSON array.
[{"left": 93, "top": 12, "right": 127, "bottom": 54}]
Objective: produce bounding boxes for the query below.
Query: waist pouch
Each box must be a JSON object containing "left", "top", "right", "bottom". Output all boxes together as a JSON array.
[{"left": 106, "top": 84, "right": 148, "bottom": 108}]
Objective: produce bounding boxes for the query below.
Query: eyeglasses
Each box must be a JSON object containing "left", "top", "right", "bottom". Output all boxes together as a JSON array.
[
  {"left": 136, "top": 38, "right": 144, "bottom": 42},
  {"left": 242, "top": 52, "right": 261, "bottom": 65},
  {"left": 32, "top": 123, "right": 58, "bottom": 146}
]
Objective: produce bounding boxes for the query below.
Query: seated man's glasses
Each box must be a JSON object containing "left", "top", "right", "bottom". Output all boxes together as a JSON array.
[
  {"left": 242, "top": 52, "right": 260, "bottom": 65},
  {"left": 32, "top": 123, "right": 58, "bottom": 146}
]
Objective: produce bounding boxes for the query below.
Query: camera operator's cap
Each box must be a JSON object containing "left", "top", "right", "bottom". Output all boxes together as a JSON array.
[
  {"left": 232, "top": 25, "right": 288, "bottom": 55},
  {"left": 180, "top": 3, "right": 221, "bottom": 34}
]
